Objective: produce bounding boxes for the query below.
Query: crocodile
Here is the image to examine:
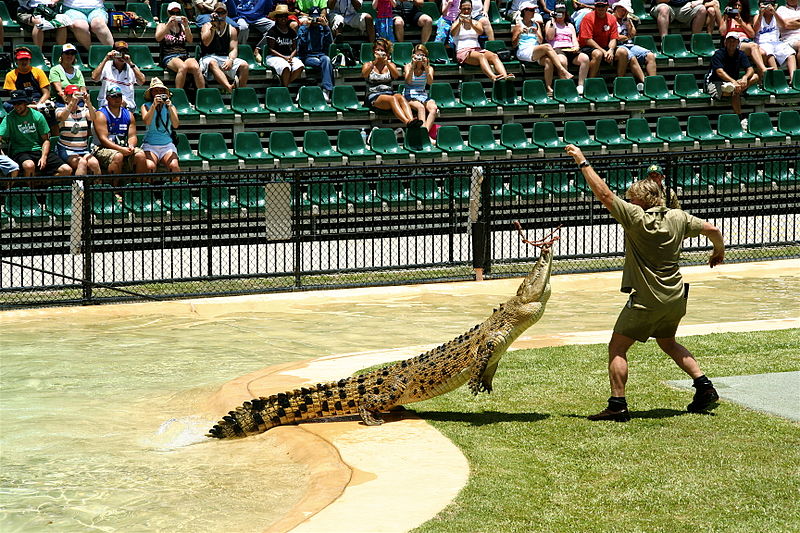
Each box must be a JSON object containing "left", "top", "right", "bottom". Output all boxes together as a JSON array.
[{"left": 207, "top": 235, "right": 556, "bottom": 439}]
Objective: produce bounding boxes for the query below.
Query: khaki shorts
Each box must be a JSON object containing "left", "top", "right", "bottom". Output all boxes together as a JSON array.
[
  {"left": 94, "top": 147, "right": 144, "bottom": 173},
  {"left": 613, "top": 291, "right": 688, "bottom": 342},
  {"left": 650, "top": 1, "right": 704, "bottom": 24}
]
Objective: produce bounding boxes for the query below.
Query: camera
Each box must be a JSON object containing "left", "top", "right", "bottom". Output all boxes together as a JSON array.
[
  {"left": 156, "top": 94, "right": 167, "bottom": 102},
  {"left": 724, "top": 7, "right": 739, "bottom": 16},
  {"left": 114, "top": 51, "right": 124, "bottom": 59},
  {"left": 210, "top": 12, "right": 220, "bottom": 21},
  {"left": 413, "top": 54, "right": 425, "bottom": 61}
]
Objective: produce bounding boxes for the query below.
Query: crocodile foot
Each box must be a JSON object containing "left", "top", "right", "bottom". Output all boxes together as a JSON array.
[{"left": 358, "top": 406, "right": 385, "bottom": 426}]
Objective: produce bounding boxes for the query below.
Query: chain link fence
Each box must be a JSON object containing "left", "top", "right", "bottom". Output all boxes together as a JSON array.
[{"left": 1, "top": 146, "right": 797, "bottom": 308}]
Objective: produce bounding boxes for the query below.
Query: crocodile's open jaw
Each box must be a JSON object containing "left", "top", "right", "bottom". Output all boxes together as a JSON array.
[{"left": 515, "top": 247, "right": 553, "bottom": 305}]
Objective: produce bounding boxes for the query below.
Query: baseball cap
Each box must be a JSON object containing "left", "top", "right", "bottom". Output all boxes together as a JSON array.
[
  {"left": 113, "top": 40, "right": 129, "bottom": 51},
  {"left": 309, "top": 5, "right": 322, "bottom": 18},
  {"left": 106, "top": 86, "right": 124, "bottom": 97},
  {"left": 65, "top": 85, "right": 82, "bottom": 95},
  {"left": 518, "top": 1, "right": 538, "bottom": 10},
  {"left": 8, "top": 90, "right": 30, "bottom": 104},
  {"left": 61, "top": 43, "right": 78, "bottom": 54},
  {"left": 615, "top": 0, "right": 633, "bottom": 11},
  {"left": 594, "top": 0, "right": 609, "bottom": 6},
  {"left": 167, "top": 1, "right": 182, "bottom": 12},
  {"left": 15, "top": 49, "right": 33, "bottom": 60},
  {"left": 646, "top": 164, "right": 664, "bottom": 175},
  {"left": 554, "top": 3, "right": 568, "bottom": 12}
]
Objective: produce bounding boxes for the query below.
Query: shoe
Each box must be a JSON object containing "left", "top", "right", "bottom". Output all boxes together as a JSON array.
[
  {"left": 233, "top": 75, "right": 240, "bottom": 90},
  {"left": 740, "top": 118, "right": 748, "bottom": 131},
  {"left": 687, "top": 386, "right": 719, "bottom": 413},
  {"left": 407, "top": 118, "right": 423, "bottom": 128},
  {"left": 253, "top": 48, "right": 262, "bottom": 65},
  {"left": 322, "top": 89, "right": 331, "bottom": 103},
  {"left": 576, "top": 84, "right": 584, "bottom": 95},
  {"left": 636, "top": 82, "right": 644, "bottom": 92},
  {"left": 587, "top": 407, "right": 631, "bottom": 422},
  {"left": 367, "top": 127, "right": 377, "bottom": 146}
]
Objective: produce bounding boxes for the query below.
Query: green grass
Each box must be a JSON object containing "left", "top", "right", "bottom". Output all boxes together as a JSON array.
[{"left": 406, "top": 329, "right": 800, "bottom": 533}]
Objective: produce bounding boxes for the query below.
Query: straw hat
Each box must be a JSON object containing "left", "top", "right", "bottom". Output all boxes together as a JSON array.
[
  {"left": 269, "top": 4, "right": 291, "bottom": 18},
  {"left": 144, "top": 77, "right": 172, "bottom": 101}
]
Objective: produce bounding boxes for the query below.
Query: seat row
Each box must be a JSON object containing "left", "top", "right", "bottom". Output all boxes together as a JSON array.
[{"left": 180, "top": 110, "right": 799, "bottom": 168}]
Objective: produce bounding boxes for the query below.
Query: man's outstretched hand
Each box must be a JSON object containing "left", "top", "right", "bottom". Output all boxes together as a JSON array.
[{"left": 565, "top": 144, "right": 585, "bottom": 165}]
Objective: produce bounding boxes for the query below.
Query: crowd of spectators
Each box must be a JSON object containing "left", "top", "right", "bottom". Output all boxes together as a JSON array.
[{"left": 1, "top": 0, "right": 799, "bottom": 183}]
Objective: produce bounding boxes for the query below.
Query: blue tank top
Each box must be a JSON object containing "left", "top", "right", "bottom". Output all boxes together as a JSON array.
[
  {"left": 96, "top": 106, "right": 131, "bottom": 147},
  {"left": 403, "top": 70, "right": 428, "bottom": 100},
  {"left": 142, "top": 102, "right": 173, "bottom": 146}
]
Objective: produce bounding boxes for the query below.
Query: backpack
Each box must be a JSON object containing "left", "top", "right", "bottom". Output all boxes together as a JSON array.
[{"left": 108, "top": 11, "right": 148, "bottom": 30}]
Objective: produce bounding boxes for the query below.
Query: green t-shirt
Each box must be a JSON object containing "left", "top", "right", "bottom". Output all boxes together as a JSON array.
[
  {"left": 48, "top": 64, "right": 87, "bottom": 90},
  {"left": 297, "top": 0, "right": 326, "bottom": 13},
  {"left": 0, "top": 107, "right": 50, "bottom": 154},
  {"left": 607, "top": 195, "right": 704, "bottom": 307}
]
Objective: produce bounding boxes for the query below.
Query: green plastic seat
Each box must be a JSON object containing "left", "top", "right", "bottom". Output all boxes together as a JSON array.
[
  {"left": 744, "top": 83, "right": 771, "bottom": 103},
  {"left": 604, "top": 165, "right": 636, "bottom": 194},
  {"left": 468, "top": 124, "right": 507, "bottom": 157},
  {"left": 404, "top": 127, "right": 443, "bottom": 158},
  {"left": 563, "top": 120, "right": 602, "bottom": 152},
  {"left": 718, "top": 113, "right": 756, "bottom": 144},
  {"left": 167, "top": 88, "right": 200, "bottom": 119},
  {"left": 793, "top": 70, "right": 800, "bottom": 90},
  {"left": 553, "top": 78, "right": 590, "bottom": 110},
  {"left": 303, "top": 179, "right": 346, "bottom": 209},
  {"left": 686, "top": 115, "right": 726, "bottom": 147},
  {"left": 302, "top": 130, "right": 343, "bottom": 164},
  {"left": 89, "top": 45, "right": 113, "bottom": 70},
  {"left": 265, "top": 87, "right": 303, "bottom": 118},
  {"left": 374, "top": 179, "right": 416, "bottom": 207},
  {"left": 485, "top": 40, "right": 520, "bottom": 68},
  {"left": 341, "top": 179, "right": 381, "bottom": 208},
  {"left": 508, "top": 175, "right": 548, "bottom": 200},
  {"left": 234, "top": 131, "right": 274, "bottom": 165},
  {"left": 123, "top": 184, "right": 168, "bottom": 217},
  {"left": 3, "top": 191, "right": 51, "bottom": 224},
  {"left": 336, "top": 129, "right": 378, "bottom": 163},
  {"left": 297, "top": 86, "right": 337, "bottom": 117},
  {"left": 198, "top": 132, "right": 239, "bottom": 166},
  {"left": 632, "top": 36, "right": 668, "bottom": 65},
  {"left": 425, "top": 42, "right": 458, "bottom": 72},
  {"left": 777, "top": 110, "right": 800, "bottom": 140},
  {"left": 331, "top": 85, "right": 368, "bottom": 117},
  {"left": 673, "top": 73, "right": 711, "bottom": 105},
  {"left": 613, "top": 76, "right": 651, "bottom": 109},
  {"left": 459, "top": 81, "right": 498, "bottom": 112},
  {"left": 51, "top": 45, "right": 87, "bottom": 69},
  {"left": 421, "top": 1, "right": 442, "bottom": 21},
  {"left": 661, "top": 34, "right": 699, "bottom": 64},
  {"left": 630, "top": 0, "right": 652, "bottom": 22},
  {"left": 231, "top": 87, "right": 268, "bottom": 118},
  {"left": 488, "top": 1, "right": 511, "bottom": 26},
  {"left": 690, "top": 33, "right": 715, "bottom": 59},
  {"left": 500, "top": 123, "right": 538, "bottom": 155},
  {"left": 128, "top": 45, "right": 161, "bottom": 75},
  {"left": 369, "top": 128, "right": 411, "bottom": 161},
  {"left": 199, "top": 186, "right": 239, "bottom": 215},
  {"left": 392, "top": 42, "right": 413, "bottom": 67},
  {"left": 429, "top": 82, "right": 467, "bottom": 114},
  {"left": 532, "top": 121, "right": 566, "bottom": 154},
  {"left": 269, "top": 131, "right": 309, "bottom": 165},
  {"left": 0, "top": 2, "right": 21, "bottom": 28},
  {"left": 625, "top": 117, "right": 662, "bottom": 149},
  {"left": 237, "top": 44, "right": 266, "bottom": 72},
  {"left": 88, "top": 187, "right": 129, "bottom": 220},
  {"left": 521, "top": 79, "right": 558, "bottom": 112},
  {"left": 491, "top": 78, "right": 527, "bottom": 111},
  {"left": 541, "top": 170, "right": 582, "bottom": 196},
  {"left": 328, "top": 43, "right": 363, "bottom": 76},
  {"left": 161, "top": 188, "right": 203, "bottom": 215},
  {"left": 762, "top": 70, "right": 800, "bottom": 100},
  {"left": 747, "top": 112, "right": 786, "bottom": 142},
  {"left": 410, "top": 177, "right": 450, "bottom": 204},
  {"left": 583, "top": 78, "right": 621, "bottom": 109},
  {"left": 236, "top": 185, "right": 266, "bottom": 211},
  {"left": 175, "top": 133, "right": 204, "bottom": 168},
  {"left": 126, "top": 2, "right": 156, "bottom": 27},
  {"left": 44, "top": 188, "right": 72, "bottom": 220},
  {"left": 195, "top": 88, "right": 234, "bottom": 118},
  {"left": 656, "top": 116, "right": 694, "bottom": 148},
  {"left": 643, "top": 75, "right": 679, "bottom": 107},
  {"left": 593, "top": 119, "right": 633, "bottom": 151},
  {"left": 436, "top": 126, "right": 477, "bottom": 158}
]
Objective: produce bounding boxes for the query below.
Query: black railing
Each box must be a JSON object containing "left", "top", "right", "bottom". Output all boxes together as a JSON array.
[{"left": 2, "top": 145, "right": 798, "bottom": 308}]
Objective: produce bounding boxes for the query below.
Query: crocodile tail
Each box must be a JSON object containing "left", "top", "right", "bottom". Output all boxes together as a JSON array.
[{"left": 206, "top": 378, "right": 360, "bottom": 439}]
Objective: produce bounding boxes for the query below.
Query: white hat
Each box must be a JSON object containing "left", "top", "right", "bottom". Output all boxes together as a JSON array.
[
  {"left": 61, "top": 43, "right": 78, "bottom": 53},
  {"left": 518, "top": 1, "right": 539, "bottom": 11},
  {"left": 166, "top": 2, "right": 182, "bottom": 12},
  {"left": 614, "top": 0, "right": 633, "bottom": 12}
]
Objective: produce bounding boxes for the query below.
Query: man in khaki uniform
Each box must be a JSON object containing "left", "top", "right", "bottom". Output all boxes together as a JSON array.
[
  {"left": 645, "top": 163, "right": 680, "bottom": 210},
  {"left": 566, "top": 145, "right": 725, "bottom": 421}
]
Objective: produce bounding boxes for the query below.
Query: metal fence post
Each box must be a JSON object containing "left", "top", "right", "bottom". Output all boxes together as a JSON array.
[
  {"left": 80, "top": 180, "right": 93, "bottom": 304},
  {"left": 663, "top": 152, "right": 674, "bottom": 208},
  {"left": 293, "top": 174, "right": 302, "bottom": 288},
  {"left": 471, "top": 165, "right": 491, "bottom": 279}
]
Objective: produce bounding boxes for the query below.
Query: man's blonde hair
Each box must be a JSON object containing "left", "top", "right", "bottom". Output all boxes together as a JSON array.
[{"left": 626, "top": 179, "right": 664, "bottom": 209}]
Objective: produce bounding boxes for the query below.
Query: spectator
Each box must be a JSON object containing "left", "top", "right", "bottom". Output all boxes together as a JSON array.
[
  {"left": 546, "top": 4, "right": 591, "bottom": 93},
  {"left": 393, "top": 0, "right": 434, "bottom": 42},
  {"left": 297, "top": 7, "right": 335, "bottom": 101},
  {"left": 578, "top": 0, "right": 626, "bottom": 82},
  {"left": 195, "top": 0, "right": 238, "bottom": 24},
  {"left": 614, "top": 0, "right": 656, "bottom": 84},
  {"left": 49, "top": 44, "right": 87, "bottom": 104},
  {"left": 3, "top": 47, "right": 52, "bottom": 109},
  {"left": 374, "top": 0, "right": 397, "bottom": 41},
  {"left": 468, "top": 0, "right": 495, "bottom": 40},
  {"left": 571, "top": 0, "right": 594, "bottom": 31},
  {"left": 0, "top": 90, "right": 72, "bottom": 182},
  {"left": 704, "top": 34, "right": 757, "bottom": 116},
  {"left": 273, "top": 0, "right": 303, "bottom": 29},
  {"left": 403, "top": 44, "right": 439, "bottom": 136},
  {"left": 506, "top": 0, "right": 544, "bottom": 24},
  {"left": 329, "top": 0, "right": 376, "bottom": 42},
  {"left": 512, "top": 2, "right": 573, "bottom": 95},
  {"left": 537, "top": 0, "right": 558, "bottom": 21},
  {"left": 92, "top": 41, "right": 146, "bottom": 111},
  {"left": 229, "top": 0, "right": 275, "bottom": 64},
  {"left": 362, "top": 38, "right": 421, "bottom": 127},
  {"left": 54, "top": 85, "right": 101, "bottom": 176},
  {"left": 92, "top": 86, "right": 152, "bottom": 176},
  {"left": 436, "top": 0, "right": 461, "bottom": 47},
  {"left": 650, "top": 0, "right": 712, "bottom": 38},
  {"left": 265, "top": 4, "right": 305, "bottom": 87},
  {"left": 62, "top": 0, "right": 115, "bottom": 48},
  {"left": 298, "top": 0, "right": 328, "bottom": 24},
  {"left": 721, "top": 0, "right": 771, "bottom": 77},
  {"left": 645, "top": 163, "right": 681, "bottom": 209},
  {"left": 157, "top": 2, "right": 205, "bottom": 90},
  {"left": 755, "top": 0, "right": 797, "bottom": 77},
  {"left": 776, "top": 0, "right": 800, "bottom": 68},
  {"left": 16, "top": 0, "right": 68, "bottom": 49},
  {"left": 0, "top": 153, "right": 21, "bottom": 181},
  {"left": 452, "top": 0, "right": 511, "bottom": 80},
  {"left": 200, "top": 2, "right": 250, "bottom": 92},
  {"left": 140, "top": 78, "right": 181, "bottom": 173}
]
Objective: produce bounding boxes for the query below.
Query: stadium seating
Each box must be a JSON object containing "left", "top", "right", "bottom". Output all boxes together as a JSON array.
[
  {"left": 491, "top": 78, "right": 527, "bottom": 111},
  {"left": 563, "top": 120, "right": 602, "bottom": 152},
  {"left": 717, "top": 114, "right": 757, "bottom": 144},
  {"left": 129, "top": 45, "right": 160, "bottom": 75},
  {"left": 51, "top": 45, "right": 87, "bottom": 69},
  {"left": 404, "top": 127, "right": 443, "bottom": 158},
  {"left": 747, "top": 112, "right": 786, "bottom": 143},
  {"left": 553, "top": 79, "right": 590, "bottom": 111},
  {"left": 500, "top": 123, "right": 538, "bottom": 154},
  {"left": 673, "top": 73, "right": 711, "bottom": 105},
  {"left": 762, "top": 70, "right": 800, "bottom": 100},
  {"left": 460, "top": 81, "right": 498, "bottom": 112},
  {"left": 613, "top": 77, "right": 650, "bottom": 109},
  {"left": 297, "top": 86, "right": 337, "bottom": 117},
  {"left": 126, "top": 2, "right": 157, "bottom": 28},
  {"left": 686, "top": 115, "right": 726, "bottom": 148},
  {"left": 625, "top": 117, "right": 663, "bottom": 149},
  {"left": 234, "top": 131, "right": 274, "bottom": 166},
  {"left": 436, "top": 126, "right": 477, "bottom": 158},
  {"left": 643, "top": 75, "right": 680, "bottom": 107},
  {"left": 302, "top": 130, "right": 344, "bottom": 164},
  {"left": 660, "top": 35, "right": 699, "bottom": 65},
  {"left": 265, "top": 87, "right": 303, "bottom": 118},
  {"left": 336, "top": 129, "right": 378, "bottom": 163},
  {"left": 369, "top": 128, "right": 411, "bottom": 161},
  {"left": 231, "top": 87, "right": 269, "bottom": 118},
  {"left": 777, "top": 110, "right": 800, "bottom": 140},
  {"left": 468, "top": 124, "right": 507, "bottom": 157},
  {"left": 632, "top": 36, "right": 668, "bottom": 65},
  {"left": 655, "top": 116, "right": 694, "bottom": 149},
  {"left": 237, "top": 44, "right": 266, "bottom": 73},
  {"left": 175, "top": 133, "right": 204, "bottom": 168},
  {"left": 195, "top": 88, "right": 234, "bottom": 118},
  {"left": 690, "top": 33, "right": 715, "bottom": 59},
  {"left": 331, "top": 85, "right": 369, "bottom": 117},
  {"left": 198, "top": 132, "right": 239, "bottom": 166},
  {"left": 594, "top": 119, "right": 633, "bottom": 151},
  {"left": 430, "top": 83, "right": 468, "bottom": 114},
  {"left": 0, "top": 2, "right": 21, "bottom": 29},
  {"left": 583, "top": 78, "right": 621, "bottom": 109},
  {"left": 269, "top": 131, "right": 309, "bottom": 165},
  {"left": 522, "top": 80, "right": 559, "bottom": 112},
  {"left": 532, "top": 121, "right": 567, "bottom": 154}
]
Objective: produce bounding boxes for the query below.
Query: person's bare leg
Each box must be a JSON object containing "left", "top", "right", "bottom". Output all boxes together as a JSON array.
[
  {"left": 655, "top": 4, "right": 670, "bottom": 37},
  {"left": 70, "top": 21, "right": 92, "bottom": 49},
  {"left": 489, "top": 52, "right": 508, "bottom": 78},
  {"left": 608, "top": 333, "right": 636, "bottom": 397},
  {"left": 418, "top": 15, "right": 433, "bottom": 42},
  {"left": 55, "top": 26, "right": 67, "bottom": 45},
  {"left": 423, "top": 100, "right": 437, "bottom": 130},
  {"left": 394, "top": 16, "right": 405, "bottom": 42},
  {"left": 90, "top": 18, "right": 114, "bottom": 46},
  {"left": 656, "top": 337, "right": 703, "bottom": 378},
  {"left": 588, "top": 49, "right": 603, "bottom": 77},
  {"left": 170, "top": 57, "right": 187, "bottom": 89},
  {"left": 541, "top": 57, "right": 555, "bottom": 93},
  {"left": 237, "top": 63, "right": 250, "bottom": 86},
  {"left": 690, "top": 7, "right": 707, "bottom": 34},
  {"left": 574, "top": 53, "right": 590, "bottom": 87}
]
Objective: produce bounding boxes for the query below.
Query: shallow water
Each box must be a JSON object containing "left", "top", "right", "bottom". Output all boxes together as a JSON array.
[{"left": 1, "top": 269, "right": 797, "bottom": 532}]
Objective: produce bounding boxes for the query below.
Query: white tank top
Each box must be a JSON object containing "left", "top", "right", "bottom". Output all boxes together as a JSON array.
[{"left": 454, "top": 24, "right": 480, "bottom": 50}]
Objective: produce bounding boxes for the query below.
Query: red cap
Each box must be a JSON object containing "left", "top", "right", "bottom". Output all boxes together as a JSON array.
[
  {"left": 16, "top": 50, "right": 33, "bottom": 60},
  {"left": 65, "top": 85, "right": 81, "bottom": 95}
]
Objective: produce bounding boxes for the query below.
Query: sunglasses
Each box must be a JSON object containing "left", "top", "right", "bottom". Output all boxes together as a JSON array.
[
  {"left": 215, "top": 10, "right": 227, "bottom": 13},
  {"left": 107, "top": 94, "right": 123, "bottom": 98},
  {"left": 62, "top": 50, "right": 77, "bottom": 55},
  {"left": 169, "top": 10, "right": 182, "bottom": 14}
]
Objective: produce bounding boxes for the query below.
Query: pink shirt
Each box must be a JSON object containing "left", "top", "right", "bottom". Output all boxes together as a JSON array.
[{"left": 550, "top": 21, "right": 577, "bottom": 49}]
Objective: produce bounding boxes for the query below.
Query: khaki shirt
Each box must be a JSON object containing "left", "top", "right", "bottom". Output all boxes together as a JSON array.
[{"left": 608, "top": 195, "right": 704, "bottom": 308}]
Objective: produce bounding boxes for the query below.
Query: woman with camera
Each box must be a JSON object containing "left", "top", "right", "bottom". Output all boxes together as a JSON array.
[
  {"left": 513, "top": 2, "right": 573, "bottom": 95},
  {"left": 546, "top": 4, "right": 591, "bottom": 93},
  {"left": 754, "top": 0, "right": 796, "bottom": 77},
  {"left": 157, "top": 2, "right": 205, "bottom": 91},
  {"left": 54, "top": 84, "right": 101, "bottom": 177},
  {"left": 140, "top": 78, "right": 181, "bottom": 174},
  {"left": 403, "top": 44, "right": 439, "bottom": 136},
  {"left": 451, "top": 0, "right": 511, "bottom": 81},
  {"left": 362, "top": 38, "right": 421, "bottom": 127},
  {"left": 721, "top": 0, "right": 771, "bottom": 77}
]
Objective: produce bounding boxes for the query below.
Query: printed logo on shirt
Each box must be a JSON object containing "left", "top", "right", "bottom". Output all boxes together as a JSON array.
[{"left": 18, "top": 121, "right": 38, "bottom": 135}]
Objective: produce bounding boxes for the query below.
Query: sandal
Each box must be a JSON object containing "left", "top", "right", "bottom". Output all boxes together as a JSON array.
[{"left": 407, "top": 119, "right": 424, "bottom": 128}]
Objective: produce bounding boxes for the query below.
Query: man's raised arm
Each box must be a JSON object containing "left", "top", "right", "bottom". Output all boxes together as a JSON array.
[{"left": 565, "top": 144, "right": 616, "bottom": 210}]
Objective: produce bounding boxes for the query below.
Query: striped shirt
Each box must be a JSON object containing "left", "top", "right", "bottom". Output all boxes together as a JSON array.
[{"left": 58, "top": 106, "right": 91, "bottom": 150}]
